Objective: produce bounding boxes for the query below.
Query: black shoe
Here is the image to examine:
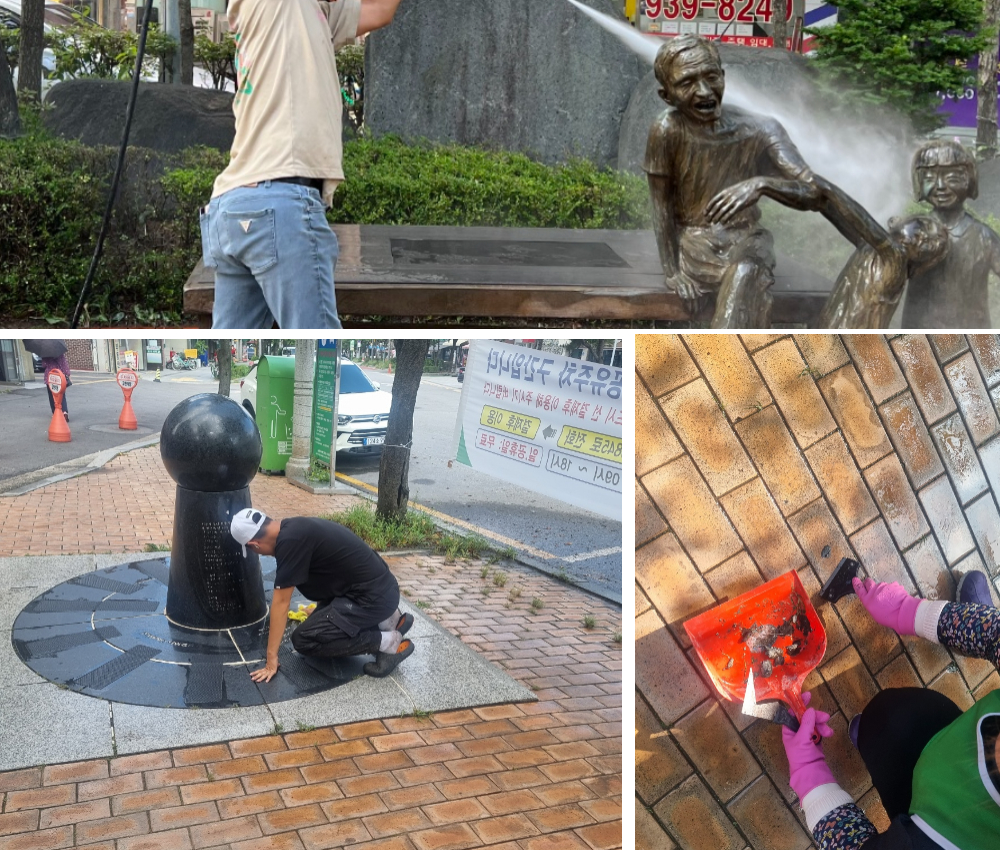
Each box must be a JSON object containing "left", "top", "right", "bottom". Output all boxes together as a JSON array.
[
  {"left": 957, "top": 571, "right": 995, "bottom": 607},
  {"left": 364, "top": 639, "right": 414, "bottom": 678},
  {"left": 397, "top": 613, "right": 414, "bottom": 636}
]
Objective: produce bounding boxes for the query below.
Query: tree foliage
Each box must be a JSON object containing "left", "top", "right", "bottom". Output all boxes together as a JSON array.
[{"left": 807, "top": 0, "right": 985, "bottom": 132}]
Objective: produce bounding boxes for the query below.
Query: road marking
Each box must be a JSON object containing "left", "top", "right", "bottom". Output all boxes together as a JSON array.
[
  {"left": 561, "top": 545, "right": 622, "bottom": 563},
  {"left": 334, "top": 472, "right": 561, "bottom": 562}
]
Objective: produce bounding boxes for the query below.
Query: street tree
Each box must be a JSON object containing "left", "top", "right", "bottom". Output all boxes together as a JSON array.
[
  {"left": 772, "top": 0, "right": 787, "bottom": 51},
  {"left": 978, "top": 0, "right": 1000, "bottom": 158},
  {"left": 807, "top": 0, "right": 984, "bottom": 133},
  {"left": 0, "top": 47, "right": 20, "bottom": 137},
  {"left": 17, "top": 0, "right": 44, "bottom": 99},
  {"left": 217, "top": 340, "right": 232, "bottom": 398},
  {"left": 178, "top": 0, "right": 195, "bottom": 84},
  {"left": 377, "top": 339, "right": 429, "bottom": 521}
]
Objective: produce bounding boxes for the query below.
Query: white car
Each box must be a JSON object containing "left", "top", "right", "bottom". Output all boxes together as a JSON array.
[
  {"left": 0, "top": 0, "right": 91, "bottom": 94},
  {"left": 240, "top": 357, "right": 392, "bottom": 455}
]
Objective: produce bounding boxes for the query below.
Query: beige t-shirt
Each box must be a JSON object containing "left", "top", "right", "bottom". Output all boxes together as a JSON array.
[{"left": 212, "top": 0, "right": 361, "bottom": 207}]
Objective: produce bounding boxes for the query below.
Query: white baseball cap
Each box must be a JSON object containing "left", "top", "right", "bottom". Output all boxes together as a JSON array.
[{"left": 231, "top": 508, "right": 268, "bottom": 557}]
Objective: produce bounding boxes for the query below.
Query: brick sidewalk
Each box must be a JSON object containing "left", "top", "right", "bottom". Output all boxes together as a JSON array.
[{"left": 0, "top": 448, "right": 622, "bottom": 850}]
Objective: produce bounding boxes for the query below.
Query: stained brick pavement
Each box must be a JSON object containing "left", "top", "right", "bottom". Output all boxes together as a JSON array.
[
  {"left": 637, "top": 333, "right": 1000, "bottom": 850},
  {"left": 0, "top": 445, "right": 622, "bottom": 850}
]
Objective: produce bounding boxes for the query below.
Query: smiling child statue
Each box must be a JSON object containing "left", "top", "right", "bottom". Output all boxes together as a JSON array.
[{"left": 645, "top": 35, "right": 828, "bottom": 328}]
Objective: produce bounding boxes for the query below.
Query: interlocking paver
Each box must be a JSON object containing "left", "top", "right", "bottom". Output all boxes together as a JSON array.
[
  {"left": 892, "top": 334, "right": 957, "bottom": 424},
  {"left": 844, "top": 335, "right": 907, "bottom": 404},
  {"left": 795, "top": 334, "right": 851, "bottom": 377},
  {"left": 806, "top": 432, "right": 879, "bottom": 534},
  {"left": 929, "top": 334, "right": 969, "bottom": 363},
  {"left": 945, "top": 353, "right": 1000, "bottom": 445},
  {"left": 881, "top": 392, "right": 945, "bottom": 489},
  {"left": 636, "top": 334, "right": 699, "bottom": 398},
  {"left": 720, "top": 477, "right": 807, "bottom": 580},
  {"left": 932, "top": 413, "right": 989, "bottom": 505},
  {"left": 918, "top": 475, "right": 977, "bottom": 564},
  {"left": 653, "top": 775, "right": 744, "bottom": 850},
  {"left": 684, "top": 334, "right": 771, "bottom": 423},
  {"left": 634, "top": 533, "right": 715, "bottom": 644},
  {"left": 636, "top": 375, "right": 683, "bottom": 478},
  {"left": 819, "top": 364, "right": 892, "bottom": 469},
  {"left": 969, "top": 334, "right": 1000, "bottom": 386},
  {"left": 788, "top": 497, "right": 856, "bottom": 583},
  {"left": 863, "top": 455, "right": 929, "bottom": 549}
]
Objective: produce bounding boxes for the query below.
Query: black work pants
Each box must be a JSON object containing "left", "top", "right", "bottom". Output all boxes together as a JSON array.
[{"left": 290, "top": 597, "right": 388, "bottom": 659}]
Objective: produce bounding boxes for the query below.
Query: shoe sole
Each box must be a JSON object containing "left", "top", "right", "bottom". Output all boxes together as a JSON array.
[
  {"left": 364, "top": 640, "right": 415, "bottom": 678},
  {"left": 397, "top": 613, "right": 414, "bottom": 636}
]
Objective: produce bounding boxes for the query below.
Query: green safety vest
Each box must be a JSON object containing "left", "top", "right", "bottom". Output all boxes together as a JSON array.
[{"left": 909, "top": 690, "right": 1000, "bottom": 850}]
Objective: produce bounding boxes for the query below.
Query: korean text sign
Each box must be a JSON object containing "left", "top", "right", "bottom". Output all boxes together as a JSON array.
[{"left": 452, "top": 341, "right": 622, "bottom": 520}]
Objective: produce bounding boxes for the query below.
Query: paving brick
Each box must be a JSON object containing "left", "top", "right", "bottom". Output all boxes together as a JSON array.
[
  {"left": 363, "top": 809, "right": 435, "bottom": 840},
  {"left": 150, "top": 802, "right": 220, "bottom": 831},
  {"left": 525, "top": 803, "right": 596, "bottom": 833},
  {"left": 77, "top": 773, "right": 144, "bottom": 802},
  {"left": 653, "top": 775, "right": 743, "bottom": 850},
  {"left": 735, "top": 405, "right": 820, "bottom": 516},
  {"left": 968, "top": 334, "right": 1000, "bottom": 386},
  {"left": 851, "top": 519, "right": 916, "bottom": 591},
  {"left": 278, "top": 782, "right": 344, "bottom": 807},
  {"left": 468, "top": 813, "right": 539, "bottom": 843},
  {"left": 392, "top": 765, "right": 452, "bottom": 789},
  {"left": 301, "top": 820, "right": 372, "bottom": 850},
  {"left": 42, "top": 761, "right": 108, "bottom": 786},
  {"left": 145, "top": 767, "right": 209, "bottom": 790},
  {"left": 721, "top": 477, "right": 807, "bottom": 580},
  {"left": 0, "top": 826, "right": 73, "bottom": 850},
  {"left": 954, "top": 647, "right": 995, "bottom": 691},
  {"left": 258, "top": 804, "right": 328, "bottom": 835},
  {"left": 635, "top": 533, "right": 715, "bottom": 643},
  {"left": 931, "top": 413, "right": 988, "bottom": 505},
  {"left": 38, "top": 798, "right": 110, "bottom": 829},
  {"left": 795, "top": 334, "right": 851, "bottom": 377},
  {"left": 903, "top": 535, "right": 955, "bottom": 602},
  {"left": 928, "top": 667, "right": 975, "bottom": 711},
  {"left": 893, "top": 334, "right": 958, "bottom": 425},
  {"left": 240, "top": 768, "right": 304, "bottom": 794},
  {"left": 337, "top": 720, "right": 389, "bottom": 741},
  {"left": 0, "top": 811, "right": 39, "bottom": 837},
  {"left": 435, "top": 776, "right": 502, "bottom": 800},
  {"left": 636, "top": 479, "right": 667, "bottom": 544},
  {"left": 822, "top": 712, "right": 872, "bottom": 800},
  {"left": 635, "top": 609, "right": 709, "bottom": 727},
  {"left": 754, "top": 338, "right": 837, "bottom": 449},
  {"left": 5, "top": 785, "right": 75, "bottom": 813},
  {"left": 977, "top": 435, "right": 1000, "bottom": 507},
  {"left": 929, "top": 334, "right": 969, "bottom": 363},
  {"left": 232, "top": 834, "right": 305, "bottom": 850},
  {"left": 338, "top": 772, "right": 400, "bottom": 797},
  {"left": 900, "top": 632, "right": 953, "bottom": 685},
  {"left": 973, "top": 671, "right": 1000, "bottom": 700},
  {"left": 173, "top": 745, "right": 232, "bottom": 768},
  {"left": 741, "top": 719, "right": 794, "bottom": 805},
  {"left": 965, "top": 493, "right": 1000, "bottom": 576},
  {"left": 110, "top": 753, "right": 174, "bottom": 777},
  {"left": 298, "top": 760, "right": 360, "bottom": 785},
  {"left": 75, "top": 813, "right": 150, "bottom": 844},
  {"left": 703, "top": 552, "right": 765, "bottom": 604},
  {"left": 798, "top": 567, "right": 851, "bottom": 660},
  {"left": 819, "top": 364, "right": 892, "bottom": 469},
  {"left": 635, "top": 805, "right": 676, "bottom": 850},
  {"left": 116, "top": 829, "right": 193, "bottom": 850},
  {"left": 321, "top": 794, "right": 387, "bottom": 822},
  {"left": 844, "top": 335, "right": 907, "bottom": 404},
  {"left": 787, "top": 498, "right": 855, "bottom": 584},
  {"left": 206, "top": 757, "right": 268, "bottom": 780},
  {"left": 945, "top": 353, "right": 1000, "bottom": 446},
  {"left": 354, "top": 751, "right": 415, "bottom": 774},
  {"left": 684, "top": 334, "right": 772, "bottom": 422},
  {"left": 190, "top": 815, "right": 262, "bottom": 849},
  {"left": 862, "top": 455, "right": 928, "bottom": 550},
  {"left": 857, "top": 787, "right": 891, "bottom": 834},
  {"left": 741, "top": 334, "right": 785, "bottom": 351},
  {"left": 284, "top": 729, "right": 338, "bottom": 750},
  {"left": 881, "top": 393, "right": 945, "bottom": 489},
  {"left": 642, "top": 456, "right": 744, "bottom": 573},
  {"left": 533, "top": 782, "right": 595, "bottom": 808},
  {"left": 670, "top": 699, "right": 760, "bottom": 803},
  {"left": 820, "top": 646, "right": 879, "bottom": 719},
  {"left": 113, "top": 786, "right": 182, "bottom": 815},
  {"left": 0, "top": 769, "right": 41, "bottom": 794},
  {"left": 918, "top": 476, "right": 976, "bottom": 564},
  {"left": 265, "top": 748, "right": 323, "bottom": 770},
  {"left": 806, "top": 433, "right": 879, "bottom": 534},
  {"left": 875, "top": 653, "right": 922, "bottom": 690},
  {"left": 728, "top": 775, "right": 810, "bottom": 850},
  {"left": 422, "top": 798, "right": 490, "bottom": 825},
  {"left": 407, "top": 822, "right": 482, "bottom": 850},
  {"left": 660, "top": 379, "right": 756, "bottom": 496},
  {"left": 579, "top": 798, "right": 621, "bottom": 823},
  {"left": 180, "top": 779, "right": 244, "bottom": 806},
  {"left": 637, "top": 335, "right": 699, "bottom": 398},
  {"left": 636, "top": 375, "right": 684, "bottom": 478}
]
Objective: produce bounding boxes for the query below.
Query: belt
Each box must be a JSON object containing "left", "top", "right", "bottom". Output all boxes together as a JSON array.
[{"left": 273, "top": 176, "right": 324, "bottom": 192}]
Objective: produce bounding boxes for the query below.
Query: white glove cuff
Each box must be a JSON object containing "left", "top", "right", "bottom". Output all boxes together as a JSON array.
[
  {"left": 801, "top": 783, "right": 855, "bottom": 832},
  {"left": 914, "top": 600, "right": 948, "bottom": 644}
]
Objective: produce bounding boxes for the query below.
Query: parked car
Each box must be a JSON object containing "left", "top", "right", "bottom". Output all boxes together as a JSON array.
[
  {"left": 0, "top": 0, "right": 96, "bottom": 95},
  {"left": 240, "top": 357, "right": 391, "bottom": 455}
]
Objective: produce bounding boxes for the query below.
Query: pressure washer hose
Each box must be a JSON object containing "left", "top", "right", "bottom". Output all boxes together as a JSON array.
[{"left": 70, "top": 0, "right": 155, "bottom": 329}]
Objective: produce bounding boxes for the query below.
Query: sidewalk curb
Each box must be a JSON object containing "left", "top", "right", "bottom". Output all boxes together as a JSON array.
[
  {"left": 0, "top": 433, "right": 162, "bottom": 497},
  {"left": 335, "top": 477, "right": 622, "bottom": 608}
]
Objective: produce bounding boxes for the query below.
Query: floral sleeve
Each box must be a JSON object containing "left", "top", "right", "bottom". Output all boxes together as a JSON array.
[
  {"left": 936, "top": 602, "right": 1000, "bottom": 667},
  {"left": 812, "top": 803, "right": 878, "bottom": 850}
]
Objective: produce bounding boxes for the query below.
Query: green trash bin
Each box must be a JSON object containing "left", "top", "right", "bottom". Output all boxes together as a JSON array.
[{"left": 256, "top": 356, "right": 296, "bottom": 474}]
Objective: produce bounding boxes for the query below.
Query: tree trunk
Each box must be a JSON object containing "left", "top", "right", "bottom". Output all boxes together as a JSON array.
[
  {"left": 376, "top": 339, "right": 429, "bottom": 520},
  {"left": 178, "top": 0, "right": 195, "bottom": 85},
  {"left": 772, "top": 0, "right": 787, "bottom": 51},
  {"left": 217, "top": 341, "right": 232, "bottom": 397},
  {"left": 284, "top": 339, "right": 317, "bottom": 487},
  {"left": 17, "top": 0, "right": 44, "bottom": 100},
  {"left": 0, "top": 47, "right": 20, "bottom": 137},
  {"left": 978, "top": 0, "right": 1000, "bottom": 159}
]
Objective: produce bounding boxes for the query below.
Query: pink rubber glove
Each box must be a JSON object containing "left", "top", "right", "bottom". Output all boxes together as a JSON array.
[
  {"left": 852, "top": 577, "right": 922, "bottom": 636},
  {"left": 781, "top": 692, "right": 835, "bottom": 800}
]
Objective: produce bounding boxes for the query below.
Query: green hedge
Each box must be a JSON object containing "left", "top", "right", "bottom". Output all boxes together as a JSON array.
[{"left": 0, "top": 131, "right": 650, "bottom": 326}]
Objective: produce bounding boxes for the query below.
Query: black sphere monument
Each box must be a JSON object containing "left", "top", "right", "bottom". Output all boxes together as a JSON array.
[{"left": 161, "top": 393, "right": 267, "bottom": 629}]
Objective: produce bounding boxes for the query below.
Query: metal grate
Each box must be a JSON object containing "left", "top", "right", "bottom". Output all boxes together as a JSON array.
[
  {"left": 133, "top": 560, "right": 171, "bottom": 585},
  {"left": 72, "top": 575, "right": 145, "bottom": 595},
  {"left": 71, "top": 645, "right": 161, "bottom": 690},
  {"left": 277, "top": 645, "right": 334, "bottom": 691},
  {"left": 184, "top": 663, "right": 225, "bottom": 705},
  {"left": 14, "top": 626, "right": 121, "bottom": 660},
  {"left": 223, "top": 666, "right": 265, "bottom": 706}
]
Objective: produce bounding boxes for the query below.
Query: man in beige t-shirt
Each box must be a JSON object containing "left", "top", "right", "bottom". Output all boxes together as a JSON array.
[{"left": 201, "top": 0, "right": 404, "bottom": 329}]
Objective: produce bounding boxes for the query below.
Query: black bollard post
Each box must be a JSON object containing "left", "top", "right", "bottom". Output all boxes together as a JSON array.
[{"left": 160, "top": 393, "right": 267, "bottom": 629}]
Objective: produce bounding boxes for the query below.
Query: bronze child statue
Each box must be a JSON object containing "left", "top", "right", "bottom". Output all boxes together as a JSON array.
[
  {"left": 645, "top": 35, "right": 826, "bottom": 328},
  {"left": 816, "top": 176, "right": 949, "bottom": 328},
  {"left": 902, "top": 139, "right": 1000, "bottom": 328}
]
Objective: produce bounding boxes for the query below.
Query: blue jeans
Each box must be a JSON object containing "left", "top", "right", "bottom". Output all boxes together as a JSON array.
[{"left": 201, "top": 181, "right": 343, "bottom": 329}]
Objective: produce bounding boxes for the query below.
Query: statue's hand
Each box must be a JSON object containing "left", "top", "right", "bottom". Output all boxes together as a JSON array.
[
  {"left": 669, "top": 272, "right": 710, "bottom": 316},
  {"left": 705, "top": 179, "right": 763, "bottom": 225}
]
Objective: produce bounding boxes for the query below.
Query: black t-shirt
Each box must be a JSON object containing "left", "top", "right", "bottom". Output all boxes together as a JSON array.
[{"left": 273, "top": 517, "right": 397, "bottom": 607}]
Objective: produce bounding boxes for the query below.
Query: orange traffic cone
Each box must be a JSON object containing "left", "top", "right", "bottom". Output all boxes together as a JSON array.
[
  {"left": 48, "top": 406, "right": 71, "bottom": 442},
  {"left": 119, "top": 397, "right": 137, "bottom": 430},
  {"left": 387, "top": 362, "right": 392, "bottom": 374}
]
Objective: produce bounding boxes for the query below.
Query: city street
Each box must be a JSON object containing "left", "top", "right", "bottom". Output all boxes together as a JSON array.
[{"left": 0, "top": 361, "right": 621, "bottom": 599}]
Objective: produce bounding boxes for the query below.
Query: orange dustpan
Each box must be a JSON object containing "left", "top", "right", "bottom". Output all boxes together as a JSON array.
[{"left": 684, "top": 570, "right": 827, "bottom": 724}]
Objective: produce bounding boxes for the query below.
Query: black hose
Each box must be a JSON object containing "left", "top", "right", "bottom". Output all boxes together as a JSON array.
[{"left": 70, "top": 0, "right": 155, "bottom": 329}]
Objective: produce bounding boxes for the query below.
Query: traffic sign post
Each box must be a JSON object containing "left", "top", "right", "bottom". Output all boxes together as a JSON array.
[
  {"left": 117, "top": 369, "right": 139, "bottom": 430},
  {"left": 47, "top": 369, "right": 71, "bottom": 443}
]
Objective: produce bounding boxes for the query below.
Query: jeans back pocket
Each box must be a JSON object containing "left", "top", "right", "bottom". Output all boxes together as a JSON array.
[
  {"left": 199, "top": 206, "right": 218, "bottom": 269},
  {"left": 224, "top": 209, "right": 279, "bottom": 275}
]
